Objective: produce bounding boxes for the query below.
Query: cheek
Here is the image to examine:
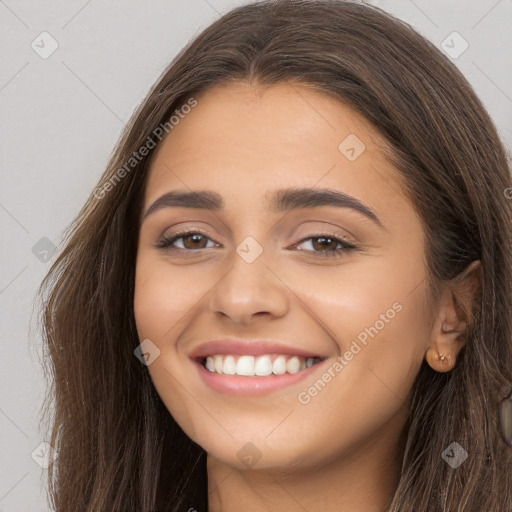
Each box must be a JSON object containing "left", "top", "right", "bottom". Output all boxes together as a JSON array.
[
  {"left": 275, "top": 252, "right": 430, "bottom": 345},
  {"left": 288, "top": 283, "right": 428, "bottom": 460},
  {"left": 132, "top": 257, "right": 210, "bottom": 439},
  {"left": 133, "top": 257, "right": 211, "bottom": 340},
  {"left": 274, "top": 256, "right": 431, "bottom": 400}
]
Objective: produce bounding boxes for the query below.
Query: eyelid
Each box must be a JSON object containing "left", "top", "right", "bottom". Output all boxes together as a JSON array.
[
  {"left": 288, "top": 233, "right": 358, "bottom": 259},
  {"left": 155, "top": 228, "right": 222, "bottom": 250},
  {"left": 156, "top": 228, "right": 359, "bottom": 259},
  {"left": 290, "top": 230, "right": 356, "bottom": 248}
]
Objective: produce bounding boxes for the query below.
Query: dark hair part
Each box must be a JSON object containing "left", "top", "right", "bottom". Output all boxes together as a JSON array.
[{"left": 37, "top": 1, "right": 512, "bottom": 510}]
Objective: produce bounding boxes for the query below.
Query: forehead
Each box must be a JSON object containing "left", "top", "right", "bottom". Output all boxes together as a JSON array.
[{"left": 144, "top": 80, "right": 409, "bottom": 217}]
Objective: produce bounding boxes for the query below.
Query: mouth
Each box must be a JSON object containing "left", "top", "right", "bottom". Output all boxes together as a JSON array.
[
  {"left": 188, "top": 339, "right": 330, "bottom": 396},
  {"left": 193, "top": 354, "right": 329, "bottom": 396},
  {"left": 197, "top": 354, "right": 326, "bottom": 377}
]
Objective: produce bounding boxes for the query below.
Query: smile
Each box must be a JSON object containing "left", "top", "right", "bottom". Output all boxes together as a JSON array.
[
  {"left": 193, "top": 355, "right": 328, "bottom": 396},
  {"left": 201, "top": 354, "right": 323, "bottom": 376}
]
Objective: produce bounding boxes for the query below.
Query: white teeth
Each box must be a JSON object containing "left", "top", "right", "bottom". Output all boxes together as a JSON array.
[
  {"left": 203, "top": 354, "right": 322, "bottom": 376},
  {"left": 254, "top": 355, "right": 273, "bottom": 376},
  {"left": 272, "top": 355, "right": 287, "bottom": 375},
  {"left": 222, "top": 355, "right": 236, "bottom": 375},
  {"left": 236, "top": 355, "right": 255, "bottom": 376},
  {"left": 214, "top": 355, "right": 223, "bottom": 374},
  {"left": 205, "top": 356, "right": 215, "bottom": 372},
  {"left": 286, "top": 356, "right": 301, "bottom": 374}
]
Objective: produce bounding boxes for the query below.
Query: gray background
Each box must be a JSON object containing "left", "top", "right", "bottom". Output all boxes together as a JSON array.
[{"left": 1, "top": 1, "right": 511, "bottom": 510}]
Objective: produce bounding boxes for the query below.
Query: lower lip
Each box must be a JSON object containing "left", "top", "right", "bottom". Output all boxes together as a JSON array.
[{"left": 193, "top": 358, "right": 328, "bottom": 396}]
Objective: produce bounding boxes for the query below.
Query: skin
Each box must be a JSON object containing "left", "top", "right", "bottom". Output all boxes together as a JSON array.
[{"left": 133, "top": 80, "right": 478, "bottom": 511}]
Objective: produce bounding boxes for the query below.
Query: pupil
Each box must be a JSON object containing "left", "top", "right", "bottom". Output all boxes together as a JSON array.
[
  {"left": 314, "top": 236, "right": 336, "bottom": 251},
  {"left": 190, "top": 234, "right": 204, "bottom": 247}
]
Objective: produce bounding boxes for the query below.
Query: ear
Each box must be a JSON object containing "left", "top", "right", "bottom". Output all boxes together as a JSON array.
[{"left": 425, "top": 260, "right": 482, "bottom": 373}]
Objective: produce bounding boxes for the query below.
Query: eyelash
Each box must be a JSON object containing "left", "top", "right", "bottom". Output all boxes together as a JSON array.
[{"left": 155, "top": 229, "right": 358, "bottom": 258}]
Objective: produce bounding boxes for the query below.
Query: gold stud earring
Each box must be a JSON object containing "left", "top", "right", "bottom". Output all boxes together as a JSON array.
[{"left": 437, "top": 353, "right": 451, "bottom": 364}]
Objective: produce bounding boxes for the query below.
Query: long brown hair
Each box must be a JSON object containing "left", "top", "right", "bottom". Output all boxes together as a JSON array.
[{"left": 37, "top": 1, "right": 512, "bottom": 510}]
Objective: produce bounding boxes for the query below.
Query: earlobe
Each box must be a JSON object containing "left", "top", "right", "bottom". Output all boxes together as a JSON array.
[
  {"left": 425, "top": 348, "right": 455, "bottom": 373},
  {"left": 425, "top": 313, "right": 468, "bottom": 373},
  {"left": 425, "top": 260, "right": 482, "bottom": 373}
]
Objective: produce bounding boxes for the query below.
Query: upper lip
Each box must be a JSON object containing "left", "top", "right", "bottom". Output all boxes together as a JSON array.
[{"left": 189, "top": 339, "right": 328, "bottom": 361}]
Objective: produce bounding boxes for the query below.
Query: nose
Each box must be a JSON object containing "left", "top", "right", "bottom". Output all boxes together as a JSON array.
[{"left": 208, "top": 248, "right": 289, "bottom": 325}]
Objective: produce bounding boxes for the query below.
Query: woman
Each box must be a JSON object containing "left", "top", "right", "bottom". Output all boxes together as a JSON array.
[{"left": 37, "top": 1, "right": 512, "bottom": 510}]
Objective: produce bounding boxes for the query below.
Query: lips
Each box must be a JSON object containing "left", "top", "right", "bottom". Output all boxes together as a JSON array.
[
  {"left": 188, "top": 338, "right": 327, "bottom": 361},
  {"left": 188, "top": 339, "right": 330, "bottom": 396}
]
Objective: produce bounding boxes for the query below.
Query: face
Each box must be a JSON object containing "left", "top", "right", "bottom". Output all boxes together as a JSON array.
[{"left": 133, "top": 81, "right": 436, "bottom": 472}]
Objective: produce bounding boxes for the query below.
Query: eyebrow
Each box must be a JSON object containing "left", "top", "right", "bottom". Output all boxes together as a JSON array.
[{"left": 140, "top": 188, "right": 385, "bottom": 229}]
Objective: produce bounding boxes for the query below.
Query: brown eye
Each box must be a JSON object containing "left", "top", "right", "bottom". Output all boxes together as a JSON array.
[
  {"left": 292, "top": 235, "right": 357, "bottom": 258},
  {"left": 179, "top": 233, "right": 210, "bottom": 250},
  {"left": 310, "top": 236, "right": 339, "bottom": 251},
  {"left": 156, "top": 231, "right": 219, "bottom": 251}
]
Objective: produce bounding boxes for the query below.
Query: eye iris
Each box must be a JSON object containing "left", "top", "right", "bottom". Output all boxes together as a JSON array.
[
  {"left": 312, "top": 236, "right": 338, "bottom": 251},
  {"left": 183, "top": 233, "right": 208, "bottom": 249}
]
